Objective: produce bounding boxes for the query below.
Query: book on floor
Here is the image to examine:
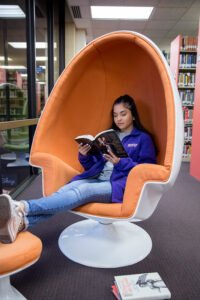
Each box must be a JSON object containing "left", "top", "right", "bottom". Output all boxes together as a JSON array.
[
  {"left": 112, "top": 284, "right": 120, "bottom": 300},
  {"left": 112, "top": 272, "right": 171, "bottom": 300},
  {"left": 75, "top": 129, "right": 128, "bottom": 157}
]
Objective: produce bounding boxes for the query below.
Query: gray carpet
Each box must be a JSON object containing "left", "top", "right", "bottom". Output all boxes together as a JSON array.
[{"left": 12, "top": 162, "right": 200, "bottom": 300}]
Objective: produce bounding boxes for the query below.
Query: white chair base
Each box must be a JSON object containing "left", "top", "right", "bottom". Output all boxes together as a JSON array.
[
  {"left": 0, "top": 275, "right": 26, "bottom": 300},
  {"left": 58, "top": 220, "right": 152, "bottom": 268}
]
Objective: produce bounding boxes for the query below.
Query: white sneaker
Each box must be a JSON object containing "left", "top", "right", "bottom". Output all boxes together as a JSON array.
[{"left": 0, "top": 194, "right": 23, "bottom": 243}]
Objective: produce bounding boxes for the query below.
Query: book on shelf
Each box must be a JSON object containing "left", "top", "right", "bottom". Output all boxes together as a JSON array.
[
  {"left": 178, "top": 72, "right": 196, "bottom": 87},
  {"left": 179, "top": 53, "right": 197, "bottom": 68},
  {"left": 179, "top": 89, "right": 194, "bottom": 105},
  {"left": 183, "top": 106, "right": 193, "bottom": 119},
  {"left": 180, "top": 36, "right": 197, "bottom": 51},
  {"left": 74, "top": 129, "right": 128, "bottom": 157},
  {"left": 112, "top": 272, "right": 171, "bottom": 300}
]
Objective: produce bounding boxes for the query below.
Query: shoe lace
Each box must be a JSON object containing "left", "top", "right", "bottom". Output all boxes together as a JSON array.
[{"left": 14, "top": 205, "right": 25, "bottom": 232}]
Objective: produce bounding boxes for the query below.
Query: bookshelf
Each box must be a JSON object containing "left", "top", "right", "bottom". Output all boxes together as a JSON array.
[
  {"left": 0, "top": 70, "right": 27, "bottom": 122},
  {"left": 170, "top": 35, "right": 198, "bottom": 162},
  {"left": 0, "top": 70, "right": 29, "bottom": 158},
  {"left": 190, "top": 19, "right": 200, "bottom": 180},
  {"left": 0, "top": 84, "right": 26, "bottom": 122}
]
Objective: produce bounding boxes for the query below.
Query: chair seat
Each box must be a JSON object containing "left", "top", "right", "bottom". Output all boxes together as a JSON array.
[{"left": 0, "top": 231, "right": 42, "bottom": 276}]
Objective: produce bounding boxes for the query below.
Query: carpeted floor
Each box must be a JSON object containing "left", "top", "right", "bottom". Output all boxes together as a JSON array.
[{"left": 12, "top": 162, "right": 200, "bottom": 300}]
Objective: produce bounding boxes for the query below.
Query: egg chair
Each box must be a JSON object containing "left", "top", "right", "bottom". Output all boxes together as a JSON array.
[{"left": 30, "top": 31, "right": 184, "bottom": 268}]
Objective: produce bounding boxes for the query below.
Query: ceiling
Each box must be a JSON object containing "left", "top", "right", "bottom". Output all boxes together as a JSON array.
[
  {"left": 66, "top": 0, "right": 200, "bottom": 51},
  {"left": 0, "top": 0, "right": 199, "bottom": 70}
]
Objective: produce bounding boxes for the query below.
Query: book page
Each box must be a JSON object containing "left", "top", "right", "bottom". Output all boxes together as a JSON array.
[
  {"left": 95, "top": 129, "right": 115, "bottom": 139},
  {"left": 75, "top": 134, "right": 94, "bottom": 141},
  {"left": 94, "top": 130, "right": 128, "bottom": 158}
]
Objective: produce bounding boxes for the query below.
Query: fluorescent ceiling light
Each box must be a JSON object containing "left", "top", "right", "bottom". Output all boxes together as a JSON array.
[
  {"left": 8, "top": 42, "right": 26, "bottom": 49},
  {"left": 0, "top": 5, "right": 25, "bottom": 18},
  {"left": 0, "top": 56, "right": 12, "bottom": 61},
  {"left": 36, "top": 57, "right": 47, "bottom": 61},
  {"left": 38, "top": 81, "right": 46, "bottom": 85},
  {"left": 0, "top": 66, "right": 26, "bottom": 70},
  {"left": 36, "top": 56, "right": 57, "bottom": 61},
  {"left": 21, "top": 74, "right": 27, "bottom": 77},
  {"left": 9, "top": 42, "right": 57, "bottom": 49},
  {"left": 91, "top": 6, "right": 153, "bottom": 20}
]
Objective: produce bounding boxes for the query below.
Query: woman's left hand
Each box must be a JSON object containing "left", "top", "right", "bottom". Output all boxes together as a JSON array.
[{"left": 103, "top": 149, "right": 120, "bottom": 164}]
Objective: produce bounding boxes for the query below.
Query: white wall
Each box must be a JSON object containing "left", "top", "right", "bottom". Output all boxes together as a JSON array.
[{"left": 65, "top": 23, "right": 86, "bottom": 65}]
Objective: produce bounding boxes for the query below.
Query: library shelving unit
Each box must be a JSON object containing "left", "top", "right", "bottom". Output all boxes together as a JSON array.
[
  {"left": 170, "top": 35, "right": 198, "bottom": 162},
  {"left": 0, "top": 71, "right": 29, "bottom": 167},
  {"left": 0, "top": 69, "right": 28, "bottom": 122},
  {"left": 190, "top": 19, "right": 200, "bottom": 180}
]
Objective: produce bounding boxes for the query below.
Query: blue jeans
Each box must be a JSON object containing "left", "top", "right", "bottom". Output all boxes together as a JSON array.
[{"left": 22, "top": 179, "right": 112, "bottom": 227}]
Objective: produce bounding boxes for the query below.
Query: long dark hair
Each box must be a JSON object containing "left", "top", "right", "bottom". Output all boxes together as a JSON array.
[
  {"left": 111, "top": 94, "right": 158, "bottom": 154},
  {"left": 111, "top": 94, "right": 148, "bottom": 132}
]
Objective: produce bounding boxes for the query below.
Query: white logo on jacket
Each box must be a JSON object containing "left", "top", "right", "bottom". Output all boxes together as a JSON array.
[{"left": 128, "top": 143, "right": 138, "bottom": 147}]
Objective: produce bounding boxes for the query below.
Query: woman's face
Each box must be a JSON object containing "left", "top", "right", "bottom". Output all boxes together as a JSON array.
[{"left": 113, "top": 103, "right": 134, "bottom": 132}]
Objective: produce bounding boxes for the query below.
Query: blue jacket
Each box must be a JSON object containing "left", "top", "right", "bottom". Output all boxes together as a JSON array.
[{"left": 71, "top": 128, "right": 157, "bottom": 203}]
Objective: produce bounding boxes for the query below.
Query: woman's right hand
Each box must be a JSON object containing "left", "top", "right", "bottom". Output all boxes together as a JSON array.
[{"left": 78, "top": 143, "right": 91, "bottom": 156}]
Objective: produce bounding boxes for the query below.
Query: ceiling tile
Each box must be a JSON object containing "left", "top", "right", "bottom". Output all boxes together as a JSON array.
[
  {"left": 173, "top": 20, "right": 199, "bottom": 31},
  {"left": 90, "top": 0, "right": 121, "bottom": 4},
  {"left": 158, "top": 0, "right": 194, "bottom": 7},
  {"left": 119, "top": 20, "right": 146, "bottom": 30},
  {"left": 141, "top": 33, "right": 160, "bottom": 43},
  {"left": 181, "top": 7, "right": 200, "bottom": 20},
  {"left": 143, "top": 29, "right": 169, "bottom": 38},
  {"left": 118, "top": 0, "right": 159, "bottom": 5},
  {"left": 192, "top": 0, "right": 200, "bottom": 6},
  {"left": 91, "top": 19, "right": 120, "bottom": 29},
  {"left": 93, "top": 28, "right": 120, "bottom": 35},
  {"left": 165, "top": 30, "right": 184, "bottom": 39},
  {"left": 166, "top": 26, "right": 198, "bottom": 39},
  {"left": 145, "top": 20, "right": 176, "bottom": 30},
  {"left": 151, "top": 7, "right": 188, "bottom": 20},
  {"left": 79, "top": 5, "right": 91, "bottom": 18}
]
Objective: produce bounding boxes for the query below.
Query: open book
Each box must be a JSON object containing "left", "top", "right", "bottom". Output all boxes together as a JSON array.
[
  {"left": 113, "top": 272, "right": 171, "bottom": 300},
  {"left": 74, "top": 129, "right": 128, "bottom": 158}
]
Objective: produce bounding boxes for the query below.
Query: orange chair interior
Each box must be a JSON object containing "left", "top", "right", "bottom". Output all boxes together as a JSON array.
[{"left": 30, "top": 32, "right": 175, "bottom": 218}]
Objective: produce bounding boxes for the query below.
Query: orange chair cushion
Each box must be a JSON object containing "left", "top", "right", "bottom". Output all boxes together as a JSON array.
[
  {"left": 0, "top": 231, "right": 42, "bottom": 276},
  {"left": 74, "top": 164, "right": 169, "bottom": 218}
]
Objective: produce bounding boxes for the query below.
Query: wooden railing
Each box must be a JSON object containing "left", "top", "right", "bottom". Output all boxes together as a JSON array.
[{"left": 0, "top": 118, "right": 38, "bottom": 131}]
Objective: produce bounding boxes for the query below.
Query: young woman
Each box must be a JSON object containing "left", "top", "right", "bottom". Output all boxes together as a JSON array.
[{"left": 0, "top": 94, "right": 157, "bottom": 244}]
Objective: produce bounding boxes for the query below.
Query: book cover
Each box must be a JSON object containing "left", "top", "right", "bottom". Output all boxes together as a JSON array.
[
  {"left": 75, "top": 129, "right": 128, "bottom": 158},
  {"left": 112, "top": 284, "right": 120, "bottom": 300},
  {"left": 114, "top": 272, "right": 171, "bottom": 300}
]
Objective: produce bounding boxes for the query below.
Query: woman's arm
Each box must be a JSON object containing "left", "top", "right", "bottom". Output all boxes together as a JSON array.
[
  {"left": 78, "top": 152, "right": 97, "bottom": 170},
  {"left": 104, "top": 134, "right": 156, "bottom": 173},
  {"left": 114, "top": 134, "right": 156, "bottom": 172},
  {"left": 78, "top": 143, "right": 103, "bottom": 170}
]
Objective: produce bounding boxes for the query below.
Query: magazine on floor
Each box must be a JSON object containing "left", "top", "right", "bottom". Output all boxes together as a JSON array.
[
  {"left": 112, "top": 272, "right": 171, "bottom": 300},
  {"left": 75, "top": 129, "right": 128, "bottom": 157}
]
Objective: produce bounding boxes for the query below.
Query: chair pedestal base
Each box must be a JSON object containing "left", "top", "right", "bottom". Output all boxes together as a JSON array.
[
  {"left": 58, "top": 220, "right": 152, "bottom": 268},
  {"left": 0, "top": 276, "right": 26, "bottom": 300},
  {"left": 7, "top": 152, "right": 29, "bottom": 167}
]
